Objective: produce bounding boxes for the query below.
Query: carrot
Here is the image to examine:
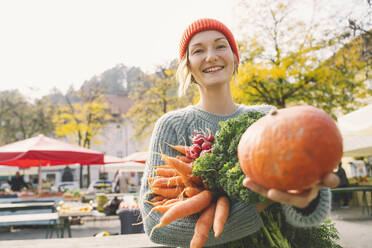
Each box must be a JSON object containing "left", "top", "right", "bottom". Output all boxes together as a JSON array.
[
  {"left": 190, "top": 203, "right": 216, "bottom": 248},
  {"left": 167, "top": 144, "right": 188, "bottom": 155},
  {"left": 154, "top": 165, "right": 171, "bottom": 169},
  {"left": 145, "top": 195, "right": 166, "bottom": 206},
  {"left": 152, "top": 176, "right": 184, "bottom": 188},
  {"left": 146, "top": 198, "right": 168, "bottom": 206},
  {"left": 176, "top": 155, "right": 194, "bottom": 163},
  {"left": 213, "top": 196, "right": 230, "bottom": 237},
  {"left": 184, "top": 187, "right": 203, "bottom": 197},
  {"left": 189, "top": 175, "right": 203, "bottom": 186},
  {"left": 163, "top": 198, "right": 180, "bottom": 205},
  {"left": 152, "top": 190, "right": 213, "bottom": 229},
  {"left": 151, "top": 186, "right": 185, "bottom": 199},
  {"left": 144, "top": 199, "right": 183, "bottom": 220},
  {"left": 162, "top": 155, "right": 193, "bottom": 177},
  {"left": 152, "top": 164, "right": 171, "bottom": 169},
  {"left": 150, "top": 195, "right": 165, "bottom": 202},
  {"left": 148, "top": 177, "right": 158, "bottom": 185},
  {"left": 155, "top": 168, "right": 178, "bottom": 177},
  {"left": 149, "top": 204, "right": 176, "bottom": 215},
  {"left": 179, "top": 174, "right": 196, "bottom": 187}
]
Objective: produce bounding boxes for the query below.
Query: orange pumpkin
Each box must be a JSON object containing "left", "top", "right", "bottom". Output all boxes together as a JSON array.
[{"left": 238, "top": 106, "right": 343, "bottom": 191}]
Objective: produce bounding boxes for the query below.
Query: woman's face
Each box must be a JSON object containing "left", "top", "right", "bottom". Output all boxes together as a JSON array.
[{"left": 187, "top": 30, "right": 235, "bottom": 88}]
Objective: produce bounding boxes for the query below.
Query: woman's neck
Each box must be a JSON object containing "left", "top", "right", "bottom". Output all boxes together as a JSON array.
[{"left": 196, "top": 84, "right": 237, "bottom": 115}]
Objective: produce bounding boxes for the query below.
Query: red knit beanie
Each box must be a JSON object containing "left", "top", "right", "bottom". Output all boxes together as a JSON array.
[{"left": 179, "top": 18, "right": 239, "bottom": 64}]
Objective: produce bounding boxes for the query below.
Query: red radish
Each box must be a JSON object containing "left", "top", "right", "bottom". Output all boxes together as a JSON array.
[
  {"left": 190, "top": 144, "right": 202, "bottom": 154},
  {"left": 206, "top": 128, "right": 214, "bottom": 142},
  {"left": 201, "top": 141, "right": 212, "bottom": 150},
  {"left": 200, "top": 149, "right": 211, "bottom": 157},
  {"left": 193, "top": 134, "right": 206, "bottom": 146},
  {"left": 189, "top": 150, "right": 200, "bottom": 159}
]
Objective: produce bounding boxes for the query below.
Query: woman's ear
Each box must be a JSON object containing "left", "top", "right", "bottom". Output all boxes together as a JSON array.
[{"left": 233, "top": 54, "right": 239, "bottom": 73}]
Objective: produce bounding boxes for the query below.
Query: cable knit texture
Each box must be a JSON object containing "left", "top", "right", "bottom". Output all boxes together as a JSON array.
[{"left": 139, "top": 104, "right": 331, "bottom": 248}]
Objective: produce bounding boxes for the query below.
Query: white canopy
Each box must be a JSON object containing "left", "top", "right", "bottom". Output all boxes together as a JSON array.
[
  {"left": 102, "top": 152, "right": 148, "bottom": 173},
  {"left": 103, "top": 161, "right": 145, "bottom": 173},
  {"left": 338, "top": 104, "right": 372, "bottom": 157},
  {"left": 338, "top": 104, "right": 372, "bottom": 137},
  {"left": 342, "top": 136, "right": 372, "bottom": 157}
]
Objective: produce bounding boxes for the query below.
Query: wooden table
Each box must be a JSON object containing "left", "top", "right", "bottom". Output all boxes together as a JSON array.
[
  {"left": 0, "top": 202, "right": 56, "bottom": 211},
  {"left": 0, "top": 233, "right": 169, "bottom": 248},
  {"left": 0, "top": 201, "right": 59, "bottom": 238},
  {"left": 58, "top": 211, "right": 99, "bottom": 238},
  {"left": 332, "top": 186, "right": 372, "bottom": 215}
]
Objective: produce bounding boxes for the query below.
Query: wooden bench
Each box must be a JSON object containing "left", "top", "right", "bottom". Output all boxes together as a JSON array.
[
  {"left": 0, "top": 201, "right": 60, "bottom": 238},
  {"left": 332, "top": 186, "right": 372, "bottom": 215}
]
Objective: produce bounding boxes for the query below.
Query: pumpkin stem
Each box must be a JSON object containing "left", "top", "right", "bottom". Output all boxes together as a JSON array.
[{"left": 269, "top": 109, "right": 278, "bottom": 116}]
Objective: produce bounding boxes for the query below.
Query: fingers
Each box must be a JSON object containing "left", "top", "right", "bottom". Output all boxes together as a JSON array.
[
  {"left": 243, "top": 177, "right": 323, "bottom": 209},
  {"left": 267, "top": 188, "right": 319, "bottom": 208},
  {"left": 322, "top": 173, "right": 340, "bottom": 188},
  {"left": 243, "top": 178, "right": 269, "bottom": 198}
]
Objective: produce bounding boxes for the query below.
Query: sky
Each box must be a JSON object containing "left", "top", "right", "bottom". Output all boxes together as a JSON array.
[
  {"left": 0, "top": 0, "right": 236, "bottom": 99},
  {"left": 0, "top": 0, "right": 368, "bottom": 99}
]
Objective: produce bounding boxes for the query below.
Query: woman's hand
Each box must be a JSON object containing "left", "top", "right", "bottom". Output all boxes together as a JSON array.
[{"left": 244, "top": 173, "right": 340, "bottom": 209}]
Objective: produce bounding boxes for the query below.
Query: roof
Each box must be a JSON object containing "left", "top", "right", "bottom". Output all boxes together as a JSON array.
[{"left": 104, "top": 95, "right": 135, "bottom": 116}]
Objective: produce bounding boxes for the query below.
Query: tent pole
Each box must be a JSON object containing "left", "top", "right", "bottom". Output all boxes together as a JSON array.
[{"left": 38, "top": 162, "right": 42, "bottom": 195}]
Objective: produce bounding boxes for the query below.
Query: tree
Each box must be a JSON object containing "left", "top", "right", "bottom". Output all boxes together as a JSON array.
[
  {"left": 0, "top": 90, "right": 55, "bottom": 145},
  {"left": 80, "top": 64, "right": 144, "bottom": 96},
  {"left": 232, "top": 0, "right": 371, "bottom": 117},
  {"left": 126, "top": 60, "right": 197, "bottom": 141},
  {"left": 53, "top": 88, "right": 112, "bottom": 187}
]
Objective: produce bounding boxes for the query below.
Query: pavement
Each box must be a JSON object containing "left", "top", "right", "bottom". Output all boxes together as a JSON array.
[
  {"left": 0, "top": 206, "right": 371, "bottom": 247},
  {"left": 330, "top": 205, "right": 372, "bottom": 248}
]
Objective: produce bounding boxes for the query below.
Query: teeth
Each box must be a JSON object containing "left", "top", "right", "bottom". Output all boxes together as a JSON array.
[{"left": 204, "top": 66, "right": 223, "bottom": 73}]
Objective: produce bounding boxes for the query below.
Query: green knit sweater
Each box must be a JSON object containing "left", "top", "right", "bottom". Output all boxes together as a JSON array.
[{"left": 139, "top": 104, "right": 331, "bottom": 247}]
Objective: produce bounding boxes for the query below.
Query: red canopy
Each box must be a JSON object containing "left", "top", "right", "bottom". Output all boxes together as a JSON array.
[{"left": 0, "top": 134, "right": 104, "bottom": 168}]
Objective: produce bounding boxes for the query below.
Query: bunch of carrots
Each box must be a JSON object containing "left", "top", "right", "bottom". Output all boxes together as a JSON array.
[{"left": 145, "top": 131, "right": 230, "bottom": 248}]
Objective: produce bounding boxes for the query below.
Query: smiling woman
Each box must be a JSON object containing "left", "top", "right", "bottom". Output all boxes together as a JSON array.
[{"left": 139, "top": 18, "right": 336, "bottom": 248}]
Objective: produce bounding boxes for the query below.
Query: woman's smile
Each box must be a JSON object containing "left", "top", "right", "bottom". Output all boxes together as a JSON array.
[{"left": 202, "top": 66, "right": 224, "bottom": 73}]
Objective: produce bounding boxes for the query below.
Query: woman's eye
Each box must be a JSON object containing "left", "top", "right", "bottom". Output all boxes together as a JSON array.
[
  {"left": 193, "top": 49, "right": 203, "bottom": 54},
  {"left": 217, "top": 45, "right": 227, "bottom": 49}
]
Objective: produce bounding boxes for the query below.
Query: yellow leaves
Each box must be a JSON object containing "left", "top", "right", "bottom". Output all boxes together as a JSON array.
[{"left": 53, "top": 94, "right": 111, "bottom": 146}]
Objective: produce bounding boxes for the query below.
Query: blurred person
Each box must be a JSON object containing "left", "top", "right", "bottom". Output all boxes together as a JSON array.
[
  {"left": 335, "top": 162, "right": 351, "bottom": 208},
  {"left": 62, "top": 166, "right": 74, "bottom": 182},
  {"left": 112, "top": 170, "right": 121, "bottom": 193},
  {"left": 9, "top": 171, "right": 28, "bottom": 191}
]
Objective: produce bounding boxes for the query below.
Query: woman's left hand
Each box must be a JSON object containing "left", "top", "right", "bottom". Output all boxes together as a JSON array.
[{"left": 243, "top": 173, "right": 340, "bottom": 209}]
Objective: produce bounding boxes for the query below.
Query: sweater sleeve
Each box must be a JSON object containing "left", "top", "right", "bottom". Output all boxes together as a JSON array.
[
  {"left": 281, "top": 187, "right": 331, "bottom": 227},
  {"left": 139, "top": 113, "right": 263, "bottom": 247}
]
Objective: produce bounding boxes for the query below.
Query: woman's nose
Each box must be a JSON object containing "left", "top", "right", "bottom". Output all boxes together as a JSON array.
[{"left": 205, "top": 48, "right": 217, "bottom": 62}]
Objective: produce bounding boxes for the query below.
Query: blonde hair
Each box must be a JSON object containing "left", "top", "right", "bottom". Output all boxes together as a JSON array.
[{"left": 176, "top": 53, "right": 239, "bottom": 97}]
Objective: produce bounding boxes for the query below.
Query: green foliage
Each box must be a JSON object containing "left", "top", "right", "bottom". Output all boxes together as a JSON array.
[
  {"left": 234, "top": 0, "right": 371, "bottom": 116},
  {"left": 283, "top": 218, "right": 342, "bottom": 248},
  {"left": 126, "top": 60, "right": 197, "bottom": 141},
  {"left": 227, "top": 205, "right": 342, "bottom": 248},
  {"left": 0, "top": 90, "right": 55, "bottom": 145},
  {"left": 193, "top": 111, "right": 266, "bottom": 202}
]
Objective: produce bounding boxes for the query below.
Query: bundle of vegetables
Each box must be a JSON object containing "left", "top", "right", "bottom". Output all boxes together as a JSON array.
[
  {"left": 192, "top": 110, "right": 342, "bottom": 248},
  {"left": 146, "top": 131, "right": 231, "bottom": 248}
]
